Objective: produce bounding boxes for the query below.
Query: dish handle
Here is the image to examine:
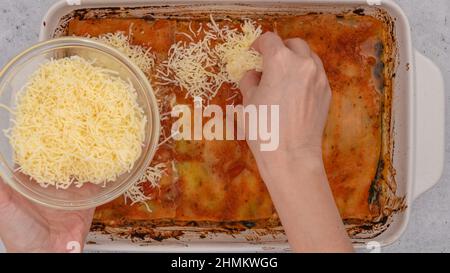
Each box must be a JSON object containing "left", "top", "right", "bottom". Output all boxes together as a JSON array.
[{"left": 413, "top": 50, "right": 445, "bottom": 200}]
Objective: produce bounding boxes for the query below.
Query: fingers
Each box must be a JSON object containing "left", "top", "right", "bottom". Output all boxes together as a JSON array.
[
  {"left": 310, "top": 52, "right": 325, "bottom": 70},
  {"left": 239, "top": 70, "right": 261, "bottom": 101},
  {"left": 254, "top": 34, "right": 312, "bottom": 59},
  {"left": 284, "top": 38, "right": 312, "bottom": 58},
  {"left": 241, "top": 32, "right": 283, "bottom": 99},
  {"left": 310, "top": 52, "right": 332, "bottom": 101},
  {"left": 248, "top": 33, "right": 320, "bottom": 96},
  {"left": 0, "top": 177, "right": 12, "bottom": 210},
  {"left": 252, "top": 32, "right": 285, "bottom": 56}
]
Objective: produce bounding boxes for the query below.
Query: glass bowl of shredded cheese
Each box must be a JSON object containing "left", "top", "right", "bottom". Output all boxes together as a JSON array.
[{"left": 0, "top": 37, "right": 160, "bottom": 210}]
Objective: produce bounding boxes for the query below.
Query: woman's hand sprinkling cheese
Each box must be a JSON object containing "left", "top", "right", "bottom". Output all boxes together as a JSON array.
[
  {"left": 239, "top": 32, "right": 353, "bottom": 252},
  {"left": 215, "top": 19, "right": 263, "bottom": 83}
]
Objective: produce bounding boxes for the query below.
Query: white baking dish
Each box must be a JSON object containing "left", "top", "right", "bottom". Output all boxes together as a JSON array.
[{"left": 35, "top": 0, "right": 445, "bottom": 252}]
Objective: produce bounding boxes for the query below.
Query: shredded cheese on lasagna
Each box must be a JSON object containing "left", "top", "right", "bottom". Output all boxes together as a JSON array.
[
  {"left": 84, "top": 31, "right": 164, "bottom": 204},
  {"left": 156, "top": 39, "right": 227, "bottom": 100},
  {"left": 156, "top": 17, "right": 263, "bottom": 101},
  {"left": 138, "top": 162, "right": 167, "bottom": 188},
  {"left": 92, "top": 31, "right": 155, "bottom": 74},
  {"left": 6, "top": 56, "right": 147, "bottom": 189},
  {"left": 214, "top": 19, "right": 263, "bottom": 83},
  {"left": 123, "top": 162, "right": 167, "bottom": 211}
]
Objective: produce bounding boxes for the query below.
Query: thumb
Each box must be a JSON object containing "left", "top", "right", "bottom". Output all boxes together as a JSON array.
[
  {"left": 239, "top": 70, "right": 261, "bottom": 102},
  {"left": 0, "top": 177, "right": 12, "bottom": 209}
]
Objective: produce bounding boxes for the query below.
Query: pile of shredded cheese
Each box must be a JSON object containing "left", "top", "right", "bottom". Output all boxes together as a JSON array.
[
  {"left": 124, "top": 162, "right": 166, "bottom": 211},
  {"left": 214, "top": 20, "right": 263, "bottom": 83},
  {"left": 84, "top": 30, "right": 168, "bottom": 208},
  {"left": 6, "top": 56, "right": 147, "bottom": 189},
  {"left": 91, "top": 31, "right": 155, "bottom": 74},
  {"left": 156, "top": 39, "right": 227, "bottom": 100},
  {"left": 156, "top": 16, "right": 263, "bottom": 101}
]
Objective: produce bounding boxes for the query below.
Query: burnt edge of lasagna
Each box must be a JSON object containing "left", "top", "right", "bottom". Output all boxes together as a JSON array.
[
  {"left": 52, "top": 4, "right": 406, "bottom": 242},
  {"left": 350, "top": 7, "right": 407, "bottom": 239}
]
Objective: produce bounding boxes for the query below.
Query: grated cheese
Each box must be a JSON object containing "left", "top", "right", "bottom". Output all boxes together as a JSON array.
[
  {"left": 137, "top": 162, "right": 167, "bottom": 188},
  {"left": 156, "top": 17, "right": 263, "bottom": 101},
  {"left": 214, "top": 19, "right": 263, "bottom": 84},
  {"left": 86, "top": 31, "right": 169, "bottom": 206},
  {"left": 6, "top": 56, "right": 147, "bottom": 189},
  {"left": 156, "top": 39, "right": 227, "bottom": 100},
  {"left": 92, "top": 31, "right": 155, "bottom": 74},
  {"left": 123, "top": 162, "right": 167, "bottom": 211}
]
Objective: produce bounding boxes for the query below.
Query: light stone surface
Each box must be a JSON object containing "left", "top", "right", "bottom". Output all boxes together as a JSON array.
[{"left": 0, "top": 0, "right": 448, "bottom": 253}]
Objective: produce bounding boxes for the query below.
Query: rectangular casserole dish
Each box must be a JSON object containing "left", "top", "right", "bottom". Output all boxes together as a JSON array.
[{"left": 35, "top": 0, "right": 445, "bottom": 252}]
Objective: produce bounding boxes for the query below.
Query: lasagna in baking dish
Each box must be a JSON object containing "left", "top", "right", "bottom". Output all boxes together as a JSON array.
[{"left": 65, "top": 10, "right": 403, "bottom": 237}]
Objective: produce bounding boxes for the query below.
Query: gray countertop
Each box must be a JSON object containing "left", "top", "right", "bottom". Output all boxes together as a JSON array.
[{"left": 0, "top": 0, "right": 448, "bottom": 253}]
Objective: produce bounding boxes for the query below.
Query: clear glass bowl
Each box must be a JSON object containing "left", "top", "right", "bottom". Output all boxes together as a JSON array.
[{"left": 0, "top": 37, "right": 160, "bottom": 210}]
